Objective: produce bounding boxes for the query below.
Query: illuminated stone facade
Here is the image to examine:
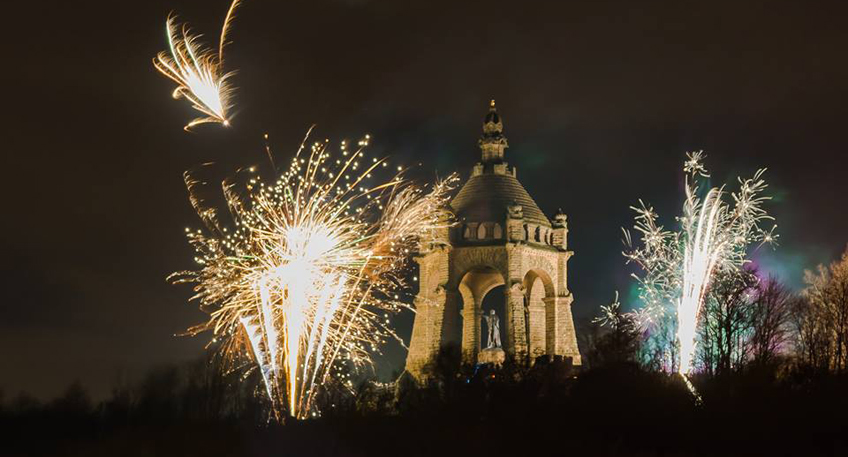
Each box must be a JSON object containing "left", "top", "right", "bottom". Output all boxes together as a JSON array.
[{"left": 405, "top": 102, "right": 581, "bottom": 379}]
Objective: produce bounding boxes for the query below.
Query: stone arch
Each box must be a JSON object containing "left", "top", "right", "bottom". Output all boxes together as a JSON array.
[
  {"left": 523, "top": 268, "right": 555, "bottom": 297},
  {"left": 463, "top": 225, "right": 472, "bottom": 239},
  {"left": 523, "top": 268, "right": 556, "bottom": 360},
  {"left": 492, "top": 223, "right": 503, "bottom": 239},
  {"left": 458, "top": 266, "right": 506, "bottom": 362}
]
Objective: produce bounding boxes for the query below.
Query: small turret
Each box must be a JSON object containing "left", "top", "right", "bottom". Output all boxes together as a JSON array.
[
  {"left": 552, "top": 208, "right": 568, "bottom": 250},
  {"left": 506, "top": 201, "right": 526, "bottom": 241}
]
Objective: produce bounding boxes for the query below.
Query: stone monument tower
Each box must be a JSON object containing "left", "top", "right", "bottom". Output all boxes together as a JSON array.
[{"left": 405, "top": 101, "right": 581, "bottom": 379}]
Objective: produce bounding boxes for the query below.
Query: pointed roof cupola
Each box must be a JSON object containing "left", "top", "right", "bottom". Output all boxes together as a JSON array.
[{"left": 479, "top": 99, "right": 509, "bottom": 163}]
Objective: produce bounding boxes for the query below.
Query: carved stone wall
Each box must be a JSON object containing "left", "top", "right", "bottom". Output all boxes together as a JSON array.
[{"left": 406, "top": 235, "right": 581, "bottom": 379}]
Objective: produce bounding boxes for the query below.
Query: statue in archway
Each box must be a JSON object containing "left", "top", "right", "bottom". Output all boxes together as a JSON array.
[{"left": 482, "top": 309, "right": 502, "bottom": 348}]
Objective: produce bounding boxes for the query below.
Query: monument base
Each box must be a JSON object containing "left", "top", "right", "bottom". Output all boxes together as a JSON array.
[{"left": 478, "top": 347, "right": 506, "bottom": 366}]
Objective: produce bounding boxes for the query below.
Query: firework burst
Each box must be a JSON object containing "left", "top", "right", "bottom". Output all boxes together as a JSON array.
[
  {"left": 170, "top": 134, "right": 456, "bottom": 419},
  {"left": 623, "top": 151, "right": 777, "bottom": 376},
  {"left": 153, "top": 0, "right": 242, "bottom": 130},
  {"left": 593, "top": 291, "right": 624, "bottom": 330}
]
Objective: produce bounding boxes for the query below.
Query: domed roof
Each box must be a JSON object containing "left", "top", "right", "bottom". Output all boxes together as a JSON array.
[
  {"left": 451, "top": 170, "right": 551, "bottom": 227},
  {"left": 451, "top": 101, "right": 551, "bottom": 228}
]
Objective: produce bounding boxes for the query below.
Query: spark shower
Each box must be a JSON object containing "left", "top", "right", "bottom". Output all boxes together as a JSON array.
[
  {"left": 623, "top": 151, "right": 777, "bottom": 377},
  {"left": 155, "top": 0, "right": 456, "bottom": 419}
]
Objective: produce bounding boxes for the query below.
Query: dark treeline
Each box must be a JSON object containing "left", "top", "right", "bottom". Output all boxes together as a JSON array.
[
  {"left": 3, "top": 249, "right": 847, "bottom": 456},
  {"left": 3, "top": 345, "right": 848, "bottom": 456}
]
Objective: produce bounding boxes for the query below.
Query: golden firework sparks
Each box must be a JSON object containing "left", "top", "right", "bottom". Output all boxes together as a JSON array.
[
  {"left": 170, "top": 134, "right": 457, "bottom": 419},
  {"left": 153, "top": 0, "right": 242, "bottom": 130}
]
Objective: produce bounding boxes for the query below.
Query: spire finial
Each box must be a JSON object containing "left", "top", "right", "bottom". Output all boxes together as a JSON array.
[{"left": 479, "top": 100, "right": 508, "bottom": 163}]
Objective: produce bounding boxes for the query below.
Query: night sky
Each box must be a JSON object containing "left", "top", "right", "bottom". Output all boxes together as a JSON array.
[{"left": 3, "top": 0, "right": 847, "bottom": 400}]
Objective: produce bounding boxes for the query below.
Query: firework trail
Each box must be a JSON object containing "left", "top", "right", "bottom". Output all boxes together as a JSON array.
[
  {"left": 170, "top": 135, "right": 457, "bottom": 419},
  {"left": 154, "top": 0, "right": 243, "bottom": 130},
  {"left": 593, "top": 291, "right": 623, "bottom": 330},
  {"left": 623, "top": 151, "right": 777, "bottom": 376}
]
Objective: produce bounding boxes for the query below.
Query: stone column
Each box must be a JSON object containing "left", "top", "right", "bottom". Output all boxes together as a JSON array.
[
  {"left": 505, "top": 282, "right": 528, "bottom": 362},
  {"left": 544, "top": 295, "right": 581, "bottom": 365},
  {"left": 462, "top": 298, "right": 482, "bottom": 364},
  {"left": 406, "top": 244, "right": 451, "bottom": 379},
  {"left": 439, "top": 290, "right": 462, "bottom": 347},
  {"left": 406, "top": 292, "right": 446, "bottom": 379},
  {"left": 528, "top": 299, "right": 546, "bottom": 360}
]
